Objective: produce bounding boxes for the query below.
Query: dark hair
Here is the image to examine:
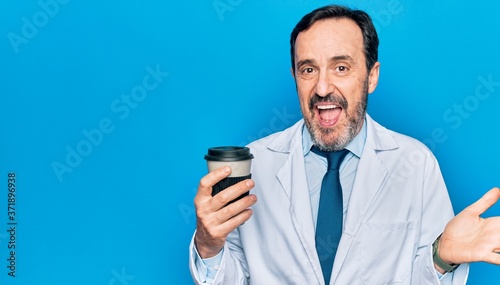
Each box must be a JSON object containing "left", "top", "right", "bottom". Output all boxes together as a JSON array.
[{"left": 290, "top": 5, "right": 379, "bottom": 73}]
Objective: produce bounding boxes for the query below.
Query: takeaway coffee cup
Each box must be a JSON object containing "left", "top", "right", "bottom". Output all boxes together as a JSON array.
[{"left": 204, "top": 146, "right": 254, "bottom": 202}]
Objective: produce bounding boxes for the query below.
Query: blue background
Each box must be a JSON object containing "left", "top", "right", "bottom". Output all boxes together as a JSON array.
[{"left": 1, "top": 0, "right": 499, "bottom": 284}]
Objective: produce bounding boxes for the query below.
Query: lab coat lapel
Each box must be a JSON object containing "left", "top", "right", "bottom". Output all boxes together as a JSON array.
[
  {"left": 330, "top": 115, "right": 396, "bottom": 284},
  {"left": 273, "top": 120, "right": 325, "bottom": 284}
]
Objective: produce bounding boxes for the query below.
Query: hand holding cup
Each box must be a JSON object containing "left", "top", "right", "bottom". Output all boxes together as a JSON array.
[{"left": 194, "top": 146, "right": 257, "bottom": 258}]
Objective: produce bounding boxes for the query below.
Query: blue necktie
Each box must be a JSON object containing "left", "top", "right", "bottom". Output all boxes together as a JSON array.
[{"left": 311, "top": 146, "right": 349, "bottom": 285}]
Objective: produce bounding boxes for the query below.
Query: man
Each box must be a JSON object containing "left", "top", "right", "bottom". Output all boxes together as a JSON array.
[{"left": 189, "top": 4, "right": 500, "bottom": 284}]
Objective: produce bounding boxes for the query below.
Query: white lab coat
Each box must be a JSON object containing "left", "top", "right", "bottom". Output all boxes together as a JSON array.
[{"left": 190, "top": 114, "right": 469, "bottom": 284}]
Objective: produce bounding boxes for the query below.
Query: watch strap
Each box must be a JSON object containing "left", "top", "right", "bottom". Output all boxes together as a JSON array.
[{"left": 433, "top": 234, "right": 459, "bottom": 273}]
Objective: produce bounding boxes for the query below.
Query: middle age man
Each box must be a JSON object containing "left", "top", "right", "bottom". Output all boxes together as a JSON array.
[{"left": 190, "top": 5, "right": 500, "bottom": 284}]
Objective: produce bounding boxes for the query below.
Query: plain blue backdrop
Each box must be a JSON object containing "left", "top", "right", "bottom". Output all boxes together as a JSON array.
[{"left": 1, "top": 0, "right": 499, "bottom": 284}]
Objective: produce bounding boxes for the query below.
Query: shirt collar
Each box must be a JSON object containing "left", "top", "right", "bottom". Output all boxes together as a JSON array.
[{"left": 302, "top": 117, "right": 367, "bottom": 158}]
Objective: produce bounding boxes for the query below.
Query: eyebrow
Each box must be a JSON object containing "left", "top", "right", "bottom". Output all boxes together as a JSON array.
[
  {"left": 296, "top": 55, "right": 355, "bottom": 69},
  {"left": 296, "top": 59, "right": 316, "bottom": 70}
]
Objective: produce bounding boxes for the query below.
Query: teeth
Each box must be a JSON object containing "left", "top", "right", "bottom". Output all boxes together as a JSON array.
[{"left": 317, "top": 104, "right": 339, "bottom": 110}]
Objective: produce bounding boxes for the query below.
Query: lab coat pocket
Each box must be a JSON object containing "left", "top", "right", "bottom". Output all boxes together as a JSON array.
[{"left": 359, "top": 221, "right": 417, "bottom": 285}]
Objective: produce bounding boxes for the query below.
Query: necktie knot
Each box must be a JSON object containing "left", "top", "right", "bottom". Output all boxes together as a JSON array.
[{"left": 311, "top": 147, "right": 350, "bottom": 171}]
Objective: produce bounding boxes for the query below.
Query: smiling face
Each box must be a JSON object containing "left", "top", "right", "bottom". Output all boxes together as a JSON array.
[{"left": 292, "top": 18, "right": 380, "bottom": 151}]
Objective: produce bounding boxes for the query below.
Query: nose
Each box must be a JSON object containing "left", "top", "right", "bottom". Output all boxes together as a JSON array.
[{"left": 315, "top": 69, "right": 335, "bottom": 97}]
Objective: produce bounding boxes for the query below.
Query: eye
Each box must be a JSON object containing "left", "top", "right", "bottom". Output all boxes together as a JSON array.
[
  {"left": 335, "top": 65, "right": 349, "bottom": 75},
  {"left": 302, "top": 67, "right": 315, "bottom": 74},
  {"left": 298, "top": 67, "right": 317, "bottom": 79}
]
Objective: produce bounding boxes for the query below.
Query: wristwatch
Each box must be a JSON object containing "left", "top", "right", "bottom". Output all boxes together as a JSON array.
[{"left": 433, "top": 234, "right": 459, "bottom": 273}]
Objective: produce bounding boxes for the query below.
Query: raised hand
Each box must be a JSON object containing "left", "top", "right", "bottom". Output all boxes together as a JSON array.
[{"left": 438, "top": 187, "right": 500, "bottom": 266}]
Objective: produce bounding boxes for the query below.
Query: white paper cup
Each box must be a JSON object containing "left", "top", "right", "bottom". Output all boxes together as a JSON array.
[{"left": 204, "top": 146, "right": 254, "bottom": 202}]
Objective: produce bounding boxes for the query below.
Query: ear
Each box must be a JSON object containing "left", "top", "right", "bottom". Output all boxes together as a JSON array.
[
  {"left": 290, "top": 67, "right": 295, "bottom": 79},
  {"left": 367, "top": 61, "right": 380, "bottom": 94}
]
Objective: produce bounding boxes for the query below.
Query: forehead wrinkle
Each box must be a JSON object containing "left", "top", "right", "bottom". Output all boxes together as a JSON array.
[{"left": 330, "top": 55, "right": 354, "bottom": 63}]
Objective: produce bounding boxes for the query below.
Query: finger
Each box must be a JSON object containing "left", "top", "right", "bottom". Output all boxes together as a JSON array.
[
  {"left": 219, "top": 208, "right": 254, "bottom": 235},
  {"left": 198, "top": 166, "right": 231, "bottom": 197},
  {"left": 466, "top": 187, "right": 500, "bottom": 216},
  {"left": 217, "top": 194, "right": 257, "bottom": 222},
  {"left": 213, "top": 179, "right": 255, "bottom": 208},
  {"left": 484, "top": 252, "right": 500, "bottom": 265}
]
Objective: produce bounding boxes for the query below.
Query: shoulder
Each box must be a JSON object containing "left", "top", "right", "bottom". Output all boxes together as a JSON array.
[
  {"left": 246, "top": 119, "right": 304, "bottom": 153},
  {"left": 366, "top": 115, "right": 434, "bottom": 157}
]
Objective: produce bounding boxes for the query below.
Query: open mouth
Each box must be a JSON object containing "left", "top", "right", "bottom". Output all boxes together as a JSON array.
[{"left": 316, "top": 103, "right": 342, "bottom": 127}]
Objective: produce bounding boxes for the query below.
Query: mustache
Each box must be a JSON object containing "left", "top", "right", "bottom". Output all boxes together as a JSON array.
[{"left": 308, "top": 93, "right": 348, "bottom": 111}]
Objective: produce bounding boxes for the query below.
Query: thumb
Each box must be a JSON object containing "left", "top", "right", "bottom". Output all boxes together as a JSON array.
[{"left": 465, "top": 187, "right": 500, "bottom": 216}]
